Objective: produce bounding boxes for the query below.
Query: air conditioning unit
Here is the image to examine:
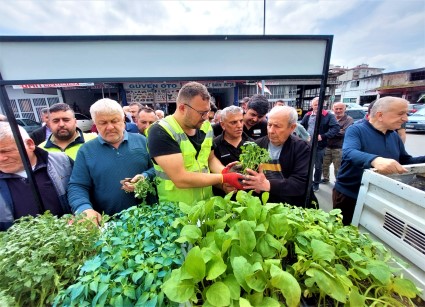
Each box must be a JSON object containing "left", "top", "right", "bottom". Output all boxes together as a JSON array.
[{"left": 352, "top": 164, "right": 425, "bottom": 299}]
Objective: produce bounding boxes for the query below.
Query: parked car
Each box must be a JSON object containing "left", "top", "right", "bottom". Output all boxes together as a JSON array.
[
  {"left": 330, "top": 109, "right": 366, "bottom": 123},
  {"left": 345, "top": 109, "right": 367, "bottom": 122},
  {"left": 361, "top": 103, "right": 371, "bottom": 112},
  {"left": 406, "top": 108, "right": 425, "bottom": 130},
  {"left": 16, "top": 118, "right": 42, "bottom": 133},
  {"left": 343, "top": 102, "right": 364, "bottom": 110},
  {"left": 407, "top": 104, "right": 425, "bottom": 116},
  {"left": 75, "top": 113, "right": 93, "bottom": 132}
]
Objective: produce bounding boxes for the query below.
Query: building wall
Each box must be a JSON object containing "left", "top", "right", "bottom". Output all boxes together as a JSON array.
[
  {"left": 382, "top": 73, "right": 409, "bottom": 86},
  {"left": 5, "top": 86, "right": 63, "bottom": 122}
]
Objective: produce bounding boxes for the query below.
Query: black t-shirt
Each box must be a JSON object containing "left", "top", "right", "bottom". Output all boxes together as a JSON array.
[
  {"left": 212, "top": 123, "right": 223, "bottom": 137},
  {"left": 148, "top": 122, "right": 213, "bottom": 163},
  {"left": 244, "top": 121, "right": 268, "bottom": 140},
  {"left": 213, "top": 132, "right": 253, "bottom": 166}
]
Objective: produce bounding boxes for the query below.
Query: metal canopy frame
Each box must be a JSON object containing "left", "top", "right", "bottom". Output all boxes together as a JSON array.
[{"left": 0, "top": 35, "right": 333, "bottom": 209}]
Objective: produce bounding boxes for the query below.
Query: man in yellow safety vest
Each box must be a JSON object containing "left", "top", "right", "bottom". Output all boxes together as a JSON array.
[{"left": 147, "top": 82, "right": 244, "bottom": 205}]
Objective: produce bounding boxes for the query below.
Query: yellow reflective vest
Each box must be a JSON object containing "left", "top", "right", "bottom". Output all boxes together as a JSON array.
[{"left": 152, "top": 115, "right": 213, "bottom": 205}]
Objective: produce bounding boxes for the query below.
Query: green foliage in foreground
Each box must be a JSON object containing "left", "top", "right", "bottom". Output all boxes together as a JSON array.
[
  {"left": 163, "top": 191, "right": 421, "bottom": 306},
  {"left": 55, "top": 202, "right": 184, "bottom": 307},
  {"left": 0, "top": 213, "right": 101, "bottom": 307}
]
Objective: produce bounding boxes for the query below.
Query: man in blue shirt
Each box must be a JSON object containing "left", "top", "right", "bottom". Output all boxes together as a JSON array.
[
  {"left": 333, "top": 96, "right": 425, "bottom": 225},
  {"left": 68, "top": 98, "right": 155, "bottom": 224}
]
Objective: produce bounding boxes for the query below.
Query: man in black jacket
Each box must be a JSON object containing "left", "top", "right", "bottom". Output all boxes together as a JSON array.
[
  {"left": 300, "top": 97, "right": 339, "bottom": 192},
  {"left": 30, "top": 107, "right": 51, "bottom": 145},
  {"left": 242, "top": 106, "right": 315, "bottom": 207}
]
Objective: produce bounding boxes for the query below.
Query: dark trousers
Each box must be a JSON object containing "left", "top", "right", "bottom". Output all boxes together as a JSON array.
[
  {"left": 313, "top": 147, "right": 325, "bottom": 185},
  {"left": 332, "top": 188, "right": 357, "bottom": 226}
]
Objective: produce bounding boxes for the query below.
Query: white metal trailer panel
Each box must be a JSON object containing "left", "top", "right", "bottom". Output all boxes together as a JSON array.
[{"left": 353, "top": 165, "right": 425, "bottom": 298}]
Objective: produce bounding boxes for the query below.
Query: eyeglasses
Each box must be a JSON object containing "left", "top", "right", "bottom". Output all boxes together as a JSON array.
[{"left": 184, "top": 103, "right": 211, "bottom": 118}]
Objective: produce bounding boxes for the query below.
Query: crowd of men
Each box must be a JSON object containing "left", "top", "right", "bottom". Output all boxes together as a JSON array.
[{"left": 1, "top": 81, "right": 424, "bottom": 231}]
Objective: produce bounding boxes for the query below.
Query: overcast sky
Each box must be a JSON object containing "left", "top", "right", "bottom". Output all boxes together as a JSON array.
[{"left": 1, "top": 0, "right": 424, "bottom": 73}]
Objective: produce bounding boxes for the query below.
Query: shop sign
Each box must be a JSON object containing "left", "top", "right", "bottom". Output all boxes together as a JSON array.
[
  {"left": 124, "top": 82, "right": 182, "bottom": 90},
  {"left": 203, "top": 81, "right": 235, "bottom": 88}
]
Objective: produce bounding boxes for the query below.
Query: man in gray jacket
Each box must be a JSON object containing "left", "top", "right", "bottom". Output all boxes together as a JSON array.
[
  {"left": 321, "top": 102, "right": 354, "bottom": 183},
  {"left": 0, "top": 122, "right": 73, "bottom": 231}
]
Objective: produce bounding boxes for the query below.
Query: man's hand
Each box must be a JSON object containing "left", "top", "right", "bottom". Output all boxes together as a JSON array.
[
  {"left": 371, "top": 157, "right": 407, "bottom": 175},
  {"left": 222, "top": 183, "right": 237, "bottom": 194},
  {"left": 222, "top": 173, "right": 244, "bottom": 190},
  {"left": 242, "top": 167, "right": 270, "bottom": 193},
  {"left": 81, "top": 209, "right": 102, "bottom": 226},
  {"left": 120, "top": 174, "right": 144, "bottom": 193},
  {"left": 222, "top": 161, "right": 240, "bottom": 174}
]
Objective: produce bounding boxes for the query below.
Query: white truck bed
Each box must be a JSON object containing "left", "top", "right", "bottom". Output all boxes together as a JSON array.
[{"left": 352, "top": 164, "right": 425, "bottom": 298}]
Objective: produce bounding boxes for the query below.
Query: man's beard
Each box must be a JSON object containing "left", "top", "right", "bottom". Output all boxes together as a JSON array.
[{"left": 55, "top": 129, "right": 74, "bottom": 141}]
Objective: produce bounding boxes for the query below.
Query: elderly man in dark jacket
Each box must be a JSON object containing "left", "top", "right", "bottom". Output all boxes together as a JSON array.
[
  {"left": 0, "top": 122, "right": 73, "bottom": 231},
  {"left": 242, "top": 106, "right": 316, "bottom": 207},
  {"left": 300, "top": 97, "right": 339, "bottom": 192}
]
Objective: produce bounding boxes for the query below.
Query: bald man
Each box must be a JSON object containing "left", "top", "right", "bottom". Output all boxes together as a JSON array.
[
  {"left": 321, "top": 102, "right": 354, "bottom": 183},
  {"left": 243, "top": 106, "right": 315, "bottom": 207},
  {"left": 333, "top": 96, "right": 425, "bottom": 225}
]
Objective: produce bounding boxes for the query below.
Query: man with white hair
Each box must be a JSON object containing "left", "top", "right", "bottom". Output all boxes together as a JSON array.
[
  {"left": 155, "top": 109, "right": 165, "bottom": 120},
  {"left": 243, "top": 106, "right": 314, "bottom": 207},
  {"left": 321, "top": 102, "right": 353, "bottom": 183},
  {"left": 68, "top": 98, "right": 155, "bottom": 224},
  {"left": 0, "top": 122, "right": 73, "bottom": 231},
  {"left": 213, "top": 105, "right": 253, "bottom": 196},
  {"left": 300, "top": 97, "right": 339, "bottom": 192},
  {"left": 334, "top": 96, "right": 425, "bottom": 225}
]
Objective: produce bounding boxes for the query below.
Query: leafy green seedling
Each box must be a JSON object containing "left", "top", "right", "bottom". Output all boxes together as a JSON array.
[{"left": 239, "top": 141, "right": 270, "bottom": 174}]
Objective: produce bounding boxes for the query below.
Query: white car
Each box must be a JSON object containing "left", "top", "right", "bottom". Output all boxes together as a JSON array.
[
  {"left": 343, "top": 102, "right": 364, "bottom": 110},
  {"left": 75, "top": 113, "right": 93, "bottom": 132}
]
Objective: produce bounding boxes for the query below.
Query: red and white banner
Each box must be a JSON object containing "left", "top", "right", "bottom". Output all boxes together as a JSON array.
[{"left": 12, "top": 83, "right": 94, "bottom": 89}]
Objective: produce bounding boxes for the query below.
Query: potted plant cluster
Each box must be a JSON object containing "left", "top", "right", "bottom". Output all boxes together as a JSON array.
[
  {"left": 162, "top": 191, "right": 421, "bottom": 306},
  {"left": 0, "top": 145, "right": 422, "bottom": 306}
]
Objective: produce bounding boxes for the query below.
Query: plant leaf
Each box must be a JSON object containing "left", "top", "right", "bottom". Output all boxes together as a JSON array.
[
  {"left": 175, "top": 225, "right": 202, "bottom": 244},
  {"left": 311, "top": 239, "right": 335, "bottom": 262},
  {"left": 206, "top": 254, "right": 227, "bottom": 281},
  {"left": 237, "top": 221, "right": 256, "bottom": 254},
  {"left": 239, "top": 297, "right": 253, "bottom": 307},
  {"left": 223, "top": 275, "right": 240, "bottom": 300},
  {"left": 162, "top": 269, "right": 195, "bottom": 303},
  {"left": 366, "top": 260, "right": 391, "bottom": 285},
  {"left": 349, "top": 286, "right": 365, "bottom": 306},
  {"left": 391, "top": 277, "right": 420, "bottom": 298},
  {"left": 270, "top": 265, "right": 301, "bottom": 307},
  {"left": 246, "top": 270, "right": 267, "bottom": 292},
  {"left": 182, "top": 246, "right": 205, "bottom": 282},
  {"left": 231, "top": 256, "right": 251, "bottom": 292},
  {"left": 306, "top": 267, "right": 346, "bottom": 303},
  {"left": 260, "top": 297, "right": 280, "bottom": 307},
  {"left": 206, "top": 282, "right": 231, "bottom": 307}
]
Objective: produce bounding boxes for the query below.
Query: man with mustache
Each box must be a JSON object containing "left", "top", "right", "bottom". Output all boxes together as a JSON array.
[
  {"left": 213, "top": 105, "right": 253, "bottom": 196},
  {"left": 40, "top": 103, "right": 97, "bottom": 160}
]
